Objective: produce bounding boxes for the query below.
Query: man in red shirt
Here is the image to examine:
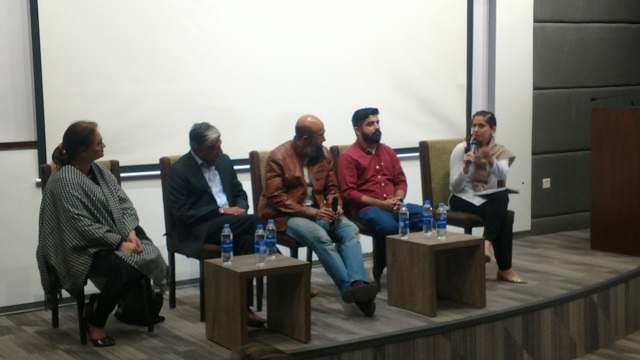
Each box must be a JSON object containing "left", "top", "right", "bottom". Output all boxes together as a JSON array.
[{"left": 337, "top": 108, "right": 423, "bottom": 270}]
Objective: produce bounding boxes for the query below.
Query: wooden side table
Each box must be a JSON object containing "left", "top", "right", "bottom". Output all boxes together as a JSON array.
[
  {"left": 204, "top": 254, "right": 310, "bottom": 350},
  {"left": 386, "top": 232, "right": 486, "bottom": 317}
]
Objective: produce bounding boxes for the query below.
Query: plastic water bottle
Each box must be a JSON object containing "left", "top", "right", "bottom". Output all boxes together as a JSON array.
[
  {"left": 254, "top": 224, "right": 266, "bottom": 267},
  {"left": 265, "top": 219, "right": 277, "bottom": 260},
  {"left": 398, "top": 203, "right": 410, "bottom": 239},
  {"left": 221, "top": 224, "right": 233, "bottom": 265},
  {"left": 436, "top": 203, "right": 447, "bottom": 240},
  {"left": 422, "top": 200, "right": 433, "bottom": 236}
]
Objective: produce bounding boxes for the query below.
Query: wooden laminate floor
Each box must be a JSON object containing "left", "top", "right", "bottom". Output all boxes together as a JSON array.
[{"left": 2, "top": 229, "right": 640, "bottom": 359}]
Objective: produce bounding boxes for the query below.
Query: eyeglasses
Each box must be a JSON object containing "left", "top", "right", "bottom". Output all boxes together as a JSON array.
[{"left": 310, "top": 132, "right": 325, "bottom": 140}]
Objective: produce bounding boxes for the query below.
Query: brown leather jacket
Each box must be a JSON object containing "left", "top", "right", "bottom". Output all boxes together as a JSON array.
[{"left": 258, "top": 140, "right": 342, "bottom": 232}]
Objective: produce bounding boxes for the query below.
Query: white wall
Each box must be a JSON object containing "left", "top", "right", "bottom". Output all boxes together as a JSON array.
[
  {"left": 472, "top": 0, "right": 491, "bottom": 112},
  {"left": 492, "top": 0, "right": 533, "bottom": 231},
  {"left": 0, "top": 150, "right": 43, "bottom": 306},
  {"left": 38, "top": 0, "right": 468, "bottom": 165},
  {"left": 0, "top": 0, "right": 36, "bottom": 142}
]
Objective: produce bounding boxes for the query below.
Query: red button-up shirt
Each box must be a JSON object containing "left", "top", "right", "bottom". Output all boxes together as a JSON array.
[{"left": 338, "top": 142, "right": 407, "bottom": 217}]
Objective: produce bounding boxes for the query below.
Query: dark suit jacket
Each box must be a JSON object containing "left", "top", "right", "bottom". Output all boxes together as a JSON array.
[{"left": 167, "top": 152, "right": 249, "bottom": 257}]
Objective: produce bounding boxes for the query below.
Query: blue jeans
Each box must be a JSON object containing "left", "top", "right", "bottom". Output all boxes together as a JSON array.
[
  {"left": 356, "top": 203, "right": 423, "bottom": 236},
  {"left": 285, "top": 216, "right": 368, "bottom": 295}
]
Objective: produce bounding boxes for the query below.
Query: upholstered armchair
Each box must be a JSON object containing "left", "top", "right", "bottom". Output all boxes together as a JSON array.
[{"left": 418, "top": 138, "right": 514, "bottom": 235}]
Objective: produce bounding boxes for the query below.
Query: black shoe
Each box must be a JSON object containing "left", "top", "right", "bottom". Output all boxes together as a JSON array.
[
  {"left": 86, "top": 315, "right": 116, "bottom": 347},
  {"left": 90, "top": 336, "right": 116, "bottom": 347},
  {"left": 84, "top": 294, "right": 116, "bottom": 347},
  {"left": 355, "top": 301, "right": 376, "bottom": 317},
  {"left": 342, "top": 282, "right": 378, "bottom": 304}
]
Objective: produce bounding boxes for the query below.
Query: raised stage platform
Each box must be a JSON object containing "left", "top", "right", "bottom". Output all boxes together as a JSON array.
[{"left": 5, "top": 229, "right": 640, "bottom": 359}]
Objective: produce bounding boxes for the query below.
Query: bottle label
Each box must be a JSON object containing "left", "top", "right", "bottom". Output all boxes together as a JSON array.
[
  {"left": 255, "top": 240, "right": 266, "bottom": 254},
  {"left": 436, "top": 216, "right": 446, "bottom": 229},
  {"left": 266, "top": 234, "right": 276, "bottom": 248},
  {"left": 222, "top": 240, "right": 233, "bottom": 253},
  {"left": 423, "top": 214, "right": 432, "bottom": 226},
  {"left": 400, "top": 216, "right": 409, "bottom": 229}
]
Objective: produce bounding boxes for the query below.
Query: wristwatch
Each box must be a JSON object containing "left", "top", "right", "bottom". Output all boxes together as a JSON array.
[{"left": 218, "top": 208, "right": 224, "bottom": 214}]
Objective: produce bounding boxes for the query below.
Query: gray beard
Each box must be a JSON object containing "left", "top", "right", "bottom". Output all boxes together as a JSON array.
[{"left": 303, "top": 144, "right": 325, "bottom": 165}]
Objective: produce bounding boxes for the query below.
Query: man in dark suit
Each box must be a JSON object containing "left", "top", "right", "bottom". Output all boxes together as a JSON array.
[{"left": 167, "top": 122, "right": 265, "bottom": 326}]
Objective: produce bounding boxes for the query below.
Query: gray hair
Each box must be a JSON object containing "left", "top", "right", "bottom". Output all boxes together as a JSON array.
[{"left": 189, "top": 122, "right": 221, "bottom": 149}]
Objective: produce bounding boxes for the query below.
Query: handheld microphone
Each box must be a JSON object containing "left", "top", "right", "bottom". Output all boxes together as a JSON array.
[
  {"left": 330, "top": 197, "right": 339, "bottom": 230},
  {"left": 466, "top": 139, "right": 478, "bottom": 165},
  {"left": 470, "top": 139, "right": 478, "bottom": 154}
]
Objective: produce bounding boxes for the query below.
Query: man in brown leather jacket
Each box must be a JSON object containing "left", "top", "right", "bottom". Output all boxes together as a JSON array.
[{"left": 259, "top": 114, "right": 378, "bottom": 316}]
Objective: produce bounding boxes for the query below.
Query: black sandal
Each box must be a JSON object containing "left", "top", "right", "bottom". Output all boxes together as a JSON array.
[
  {"left": 85, "top": 294, "right": 116, "bottom": 347},
  {"left": 89, "top": 335, "right": 116, "bottom": 347}
]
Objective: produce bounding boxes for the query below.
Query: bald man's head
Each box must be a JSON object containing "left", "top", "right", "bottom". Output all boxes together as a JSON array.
[
  {"left": 295, "top": 114, "right": 324, "bottom": 139},
  {"left": 293, "top": 114, "right": 326, "bottom": 165}
]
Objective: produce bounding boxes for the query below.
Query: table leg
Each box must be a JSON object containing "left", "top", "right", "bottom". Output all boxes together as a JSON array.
[
  {"left": 387, "top": 238, "right": 438, "bottom": 317},
  {"left": 267, "top": 267, "right": 311, "bottom": 343},
  {"left": 436, "top": 243, "right": 486, "bottom": 308},
  {"left": 205, "top": 264, "right": 247, "bottom": 349}
]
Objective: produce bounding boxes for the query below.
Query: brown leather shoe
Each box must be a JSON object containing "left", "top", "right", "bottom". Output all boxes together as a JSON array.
[
  {"left": 310, "top": 287, "right": 320, "bottom": 298},
  {"left": 247, "top": 309, "right": 266, "bottom": 327}
]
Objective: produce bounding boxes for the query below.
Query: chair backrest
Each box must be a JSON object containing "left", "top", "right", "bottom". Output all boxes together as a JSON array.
[
  {"left": 159, "top": 156, "right": 183, "bottom": 248},
  {"left": 418, "top": 138, "right": 464, "bottom": 206},
  {"left": 39, "top": 160, "right": 121, "bottom": 193},
  {"left": 248, "top": 150, "right": 272, "bottom": 211},
  {"left": 419, "top": 138, "right": 507, "bottom": 206},
  {"left": 328, "top": 145, "right": 349, "bottom": 180},
  {"left": 328, "top": 145, "right": 355, "bottom": 216}
]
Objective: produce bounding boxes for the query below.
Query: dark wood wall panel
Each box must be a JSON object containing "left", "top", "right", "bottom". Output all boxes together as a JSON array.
[
  {"left": 534, "top": 0, "right": 640, "bottom": 23},
  {"left": 531, "top": 151, "right": 590, "bottom": 218},
  {"left": 534, "top": 24, "right": 640, "bottom": 89},
  {"left": 532, "top": 88, "right": 640, "bottom": 154},
  {"left": 532, "top": 0, "right": 640, "bottom": 234},
  {"left": 531, "top": 213, "right": 590, "bottom": 235}
]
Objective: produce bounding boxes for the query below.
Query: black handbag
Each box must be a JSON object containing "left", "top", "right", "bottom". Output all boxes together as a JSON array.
[{"left": 114, "top": 282, "right": 164, "bottom": 326}]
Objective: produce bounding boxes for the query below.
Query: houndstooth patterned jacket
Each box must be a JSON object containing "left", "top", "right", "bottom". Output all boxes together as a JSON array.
[{"left": 37, "top": 163, "right": 168, "bottom": 297}]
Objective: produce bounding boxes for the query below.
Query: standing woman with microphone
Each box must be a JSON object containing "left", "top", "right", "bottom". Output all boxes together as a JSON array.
[{"left": 448, "top": 111, "right": 525, "bottom": 283}]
